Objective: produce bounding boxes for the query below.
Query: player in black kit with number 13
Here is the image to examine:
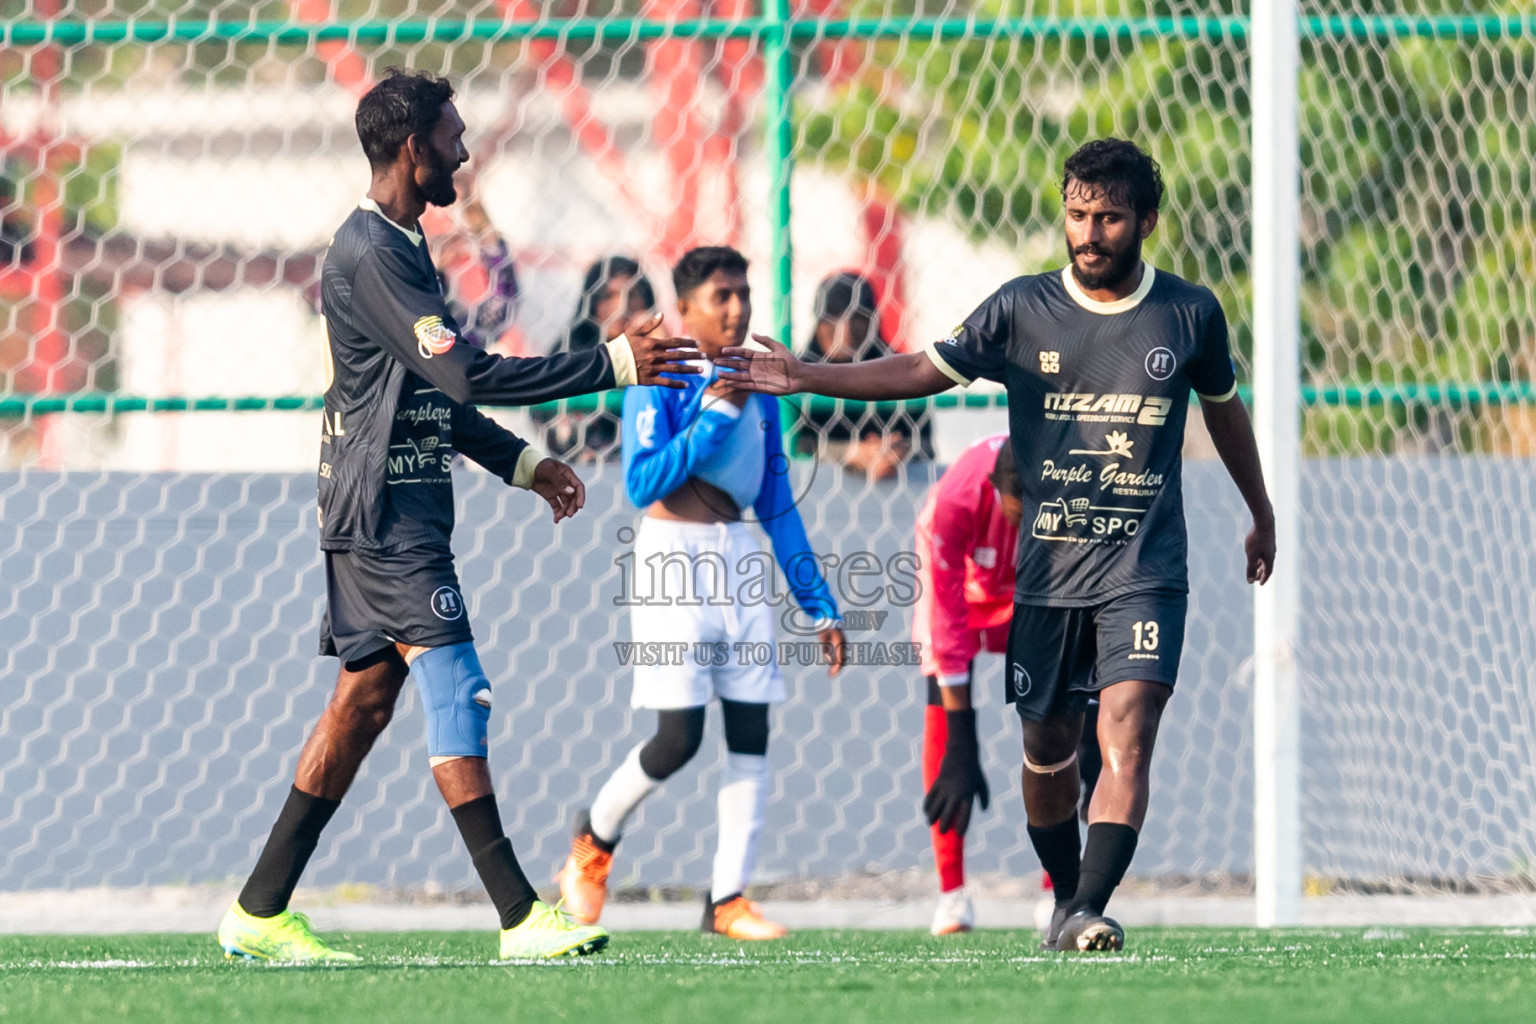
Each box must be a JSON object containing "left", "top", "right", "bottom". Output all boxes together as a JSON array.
[{"left": 721, "top": 139, "right": 1276, "bottom": 952}]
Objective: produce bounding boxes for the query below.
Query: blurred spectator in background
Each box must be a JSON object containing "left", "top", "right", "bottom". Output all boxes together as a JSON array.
[
  {"left": 432, "top": 196, "right": 521, "bottom": 352},
  {"left": 0, "top": 175, "right": 34, "bottom": 266},
  {"left": 793, "top": 270, "right": 933, "bottom": 478},
  {"left": 534, "top": 255, "right": 657, "bottom": 462}
]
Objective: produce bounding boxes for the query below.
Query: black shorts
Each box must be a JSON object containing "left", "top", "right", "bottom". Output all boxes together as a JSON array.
[
  {"left": 1005, "top": 589, "right": 1187, "bottom": 722},
  {"left": 320, "top": 546, "right": 474, "bottom": 666}
]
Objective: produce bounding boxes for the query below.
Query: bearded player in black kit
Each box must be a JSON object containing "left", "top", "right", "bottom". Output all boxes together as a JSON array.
[
  {"left": 217, "top": 68, "right": 700, "bottom": 963},
  {"left": 721, "top": 139, "right": 1276, "bottom": 952}
]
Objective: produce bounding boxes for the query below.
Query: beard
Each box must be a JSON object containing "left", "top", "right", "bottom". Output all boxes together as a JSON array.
[
  {"left": 420, "top": 148, "right": 458, "bottom": 208},
  {"left": 1067, "top": 234, "right": 1142, "bottom": 292}
]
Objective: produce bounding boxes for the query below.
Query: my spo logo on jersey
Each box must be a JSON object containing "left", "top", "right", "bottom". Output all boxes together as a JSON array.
[
  {"left": 414, "top": 315, "right": 457, "bottom": 359},
  {"left": 1043, "top": 393, "right": 1174, "bottom": 426},
  {"left": 1032, "top": 497, "right": 1144, "bottom": 544}
]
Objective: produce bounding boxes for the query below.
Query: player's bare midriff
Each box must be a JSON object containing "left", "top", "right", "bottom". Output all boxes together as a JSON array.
[{"left": 647, "top": 479, "right": 741, "bottom": 523}]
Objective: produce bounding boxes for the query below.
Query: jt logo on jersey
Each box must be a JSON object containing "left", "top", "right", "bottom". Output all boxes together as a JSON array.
[
  {"left": 431, "top": 586, "right": 465, "bottom": 620},
  {"left": 1145, "top": 347, "right": 1177, "bottom": 380}
]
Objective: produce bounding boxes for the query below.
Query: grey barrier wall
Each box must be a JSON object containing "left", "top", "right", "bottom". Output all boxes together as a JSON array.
[{"left": 1, "top": 459, "right": 1532, "bottom": 893}]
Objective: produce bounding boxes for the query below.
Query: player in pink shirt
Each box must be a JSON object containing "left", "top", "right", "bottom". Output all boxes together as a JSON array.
[{"left": 912, "top": 433, "right": 1019, "bottom": 933}]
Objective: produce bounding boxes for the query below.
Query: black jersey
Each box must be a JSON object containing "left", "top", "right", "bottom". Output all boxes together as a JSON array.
[
  {"left": 929, "top": 266, "right": 1237, "bottom": 606},
  {"left": 374, "top": 376, "right": 539, "bottom": 550},
  {"left": 318, "top": 200, "right": 616, "bottom": 553}
]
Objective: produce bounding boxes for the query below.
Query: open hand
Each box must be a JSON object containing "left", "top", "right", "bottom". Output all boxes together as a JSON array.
[
  {"left": 625, "top": 311, "right": 702, "bottom": 389},
  {"left": 716, "top": 334, "right": 802, "bottom": 395},
  {"left": 531, "top": 457, "right": 585, "bottom": 523}
]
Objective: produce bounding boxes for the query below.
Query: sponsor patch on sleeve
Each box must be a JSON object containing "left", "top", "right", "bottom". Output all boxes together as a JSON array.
[{"left": 414, "top": 315, "right": 457, "bottom": 358}]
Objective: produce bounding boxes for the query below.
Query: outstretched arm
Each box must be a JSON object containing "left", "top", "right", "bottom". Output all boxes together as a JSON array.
[
  {"left": 350, "top": 247, "right": 700, "bottom": 406},
  {"left": 723, "top": 281, "right": 1013, "bottom": 401},
  {"left": 455, "top": 310, "right": 700, "bottom": 406},
  {"left": 1200, "top": 394, "right": 1276, "bottom": 584},
  {"left": 718, "top": 335, "right": 956, "bottom": 400}
]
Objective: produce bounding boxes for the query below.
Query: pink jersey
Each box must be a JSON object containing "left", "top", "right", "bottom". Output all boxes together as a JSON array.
[{"left": 913, "top": 433, "right": 1018, "bottom": 681}]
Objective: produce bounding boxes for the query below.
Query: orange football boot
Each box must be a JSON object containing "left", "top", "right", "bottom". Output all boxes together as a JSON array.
[
  {"left": 703, "top": 894, "right": 788, "bottom": 940},
  {"left": 557, "top": 817, "right": 614, "bottom": 925}
]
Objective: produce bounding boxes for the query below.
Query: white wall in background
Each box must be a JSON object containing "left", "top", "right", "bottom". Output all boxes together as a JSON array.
[{"left": 113, "top": 289, "right": 325, "bottom": 472}]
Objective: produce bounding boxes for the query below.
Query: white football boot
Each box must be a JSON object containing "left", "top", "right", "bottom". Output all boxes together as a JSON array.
[{"left": 930, "top": 886, "right": 976, "bottom": 935}]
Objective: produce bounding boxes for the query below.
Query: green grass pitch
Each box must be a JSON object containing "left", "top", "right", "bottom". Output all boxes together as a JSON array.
[{"left": 2, "top": 928, "right": 1533, "bottom": 1023}]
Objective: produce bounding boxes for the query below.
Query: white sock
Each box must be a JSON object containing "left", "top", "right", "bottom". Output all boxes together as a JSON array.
[
  {"left": 711, "top": 752, "right": 770, "bottom": 900},
  {"left": 589, "top": 744, "right": 661, "bottom": 844}
]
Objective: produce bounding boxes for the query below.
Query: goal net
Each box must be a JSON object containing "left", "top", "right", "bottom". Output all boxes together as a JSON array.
[{"left": 2, "top": 2, "right": 1533, "bottom": 910}]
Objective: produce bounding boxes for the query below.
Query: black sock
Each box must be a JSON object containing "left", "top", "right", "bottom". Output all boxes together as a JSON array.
[
  {"left": 1067, "top": 822, "right": 1139, "bottom": 917},
  {"left": 452, "top": 794, "right": 507, "bottom": 852},
  {"left": 452, "top": 795, "right": 538, "bottom": 930},
  {"left": 1027, "top": 815, "right": 1082, "bottom": 905},
  {"left": 237, "top": 787, "right": 340, "bottom": 918}
]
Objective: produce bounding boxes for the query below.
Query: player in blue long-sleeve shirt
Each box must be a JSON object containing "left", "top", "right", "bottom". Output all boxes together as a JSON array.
[{"left": 559, "top": 247, "right": 847, "bottom": 940}]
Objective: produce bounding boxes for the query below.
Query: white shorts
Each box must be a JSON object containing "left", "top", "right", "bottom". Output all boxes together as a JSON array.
[{"left": 627, "top": 517, "right": 786, "bottom": 709}]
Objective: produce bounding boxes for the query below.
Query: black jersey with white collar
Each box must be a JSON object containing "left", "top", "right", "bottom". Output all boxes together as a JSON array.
[
  {"left": 318, "top": 200, "right": 614, "bottom": 553},
  {"left": 928, "top": 266, "right": 1238, "bottom": 606}
]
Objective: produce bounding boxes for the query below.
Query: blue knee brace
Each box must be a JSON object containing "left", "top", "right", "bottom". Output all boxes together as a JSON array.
[{"left": 410, "top": 642, "right": 492, "bottom": 758}]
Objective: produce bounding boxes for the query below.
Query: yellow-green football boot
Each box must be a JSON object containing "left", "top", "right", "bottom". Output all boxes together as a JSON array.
[
  {"left": 218, "top": 901, "right": 359, "bottom": 963},
  {"left": 498, "top": 900, "right": 610, "bottom": 960}
]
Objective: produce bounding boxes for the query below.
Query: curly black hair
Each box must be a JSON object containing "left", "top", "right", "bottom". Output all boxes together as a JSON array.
[
  {"left": 1061, "top": 139, "right": 1165, "bottom": 218},
  {"left": 672, "top": 246, "right": 749, "bottom": 300},
  {"left": 355, "top": 68, "right": 456, "bottom": 170}
]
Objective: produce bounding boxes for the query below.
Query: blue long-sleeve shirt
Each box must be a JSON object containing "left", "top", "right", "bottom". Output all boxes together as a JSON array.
[{"left": 621, "top": 368, "right": 840, "bottom": 625}]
